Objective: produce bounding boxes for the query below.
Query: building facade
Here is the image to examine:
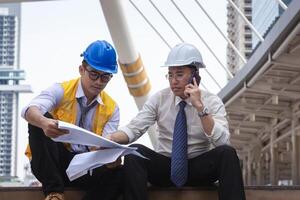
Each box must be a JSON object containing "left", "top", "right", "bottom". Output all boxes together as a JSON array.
[
  {"left": 0, "top": 3, "right": 31, "bottom": 178},
  {"left": 227, "top": 0, "right": 293, "bottom": 77},
  {"left": 226, "top": 0, "right": 252, "bottom": 77},
  {"left": 252, "top": 0, "right": 293, "bottom": 48},
  {"left": 226, "top": 0, "right": 296, "bottom": 186}
]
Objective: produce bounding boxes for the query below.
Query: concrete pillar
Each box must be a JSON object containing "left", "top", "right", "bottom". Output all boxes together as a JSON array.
[
  {"left": 291, "top": 106, "right": 300, "bottom": 185},
  {"left": 270, "top": 119, "right": 278, "bottom": 185},
  {"left": 247, "top": 151, "right": 252, "bottom": 185},
  {"left": 242, "top": 156, "right": 247, "bottom": 185},
  {"left": 256, "top": 158, "right": 262, "bottom": 185}
]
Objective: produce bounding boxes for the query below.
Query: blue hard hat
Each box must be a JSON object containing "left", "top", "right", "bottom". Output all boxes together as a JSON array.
[{"left": 81, "top": 40, "right": 118, "bottom": 74}]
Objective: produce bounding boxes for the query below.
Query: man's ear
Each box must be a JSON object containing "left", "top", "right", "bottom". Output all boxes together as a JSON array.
[{"left": 79, "top": 65, "right": 84, "bottom": 75}]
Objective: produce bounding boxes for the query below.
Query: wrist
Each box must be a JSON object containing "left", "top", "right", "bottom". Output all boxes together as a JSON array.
[
  {"left": 39, "top": 116, "right": 48, "bottom": 128},
  {"left": 195, "top": 102, "right": 205, "bottom": 112},
  {"left": 196, "top": 105, "right": 204, "bottom": 112},
  {"left": 197, "top": 106, "right": 209, "bottom": 117}
]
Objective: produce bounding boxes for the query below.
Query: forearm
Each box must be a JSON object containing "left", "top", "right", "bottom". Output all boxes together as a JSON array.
[
  {"left": 195, "top": 93, "right": 229, "bottom": 142},
  {"left": 109, "top": 131, "right": 130, "bottom": 144},
  {"left": 199, "top": 114, "right": 215, "bottom": 135},
  {"left": 25, "top": 106, "right": 68, "bottom": 138},
  {"left": 24, "top": 106, "right": 48, "bottom": 128}
]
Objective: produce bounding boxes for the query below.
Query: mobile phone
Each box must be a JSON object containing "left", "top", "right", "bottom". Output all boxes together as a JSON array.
[{"left": 187, "top": 71, "right": 201, "bottom": 86}]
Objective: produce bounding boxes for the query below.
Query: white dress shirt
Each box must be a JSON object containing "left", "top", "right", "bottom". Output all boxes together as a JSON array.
[
  {"left": 119, "top": 87, "right": 230, "bottom": 159},
  {"left": 21, "top": 79, "right": 120, "bottom": 153}
]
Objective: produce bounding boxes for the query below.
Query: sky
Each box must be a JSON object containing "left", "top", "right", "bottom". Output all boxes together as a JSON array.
[{"left": 17, "top": 0, "right": 228, "bottom": 180}]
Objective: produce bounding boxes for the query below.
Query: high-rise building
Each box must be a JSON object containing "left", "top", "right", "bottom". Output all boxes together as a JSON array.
[
  {"left": 226, "top": 0, "right": 252, "bottom": 77},
  {"left": 0, "top": 3, "right": 31, "bottom": 178},
  {"left": 252, "top": 0, "right": 293, "bottom": 48},
  {"left": 226, "top": 0, "right": 293, "bottom": 77}
]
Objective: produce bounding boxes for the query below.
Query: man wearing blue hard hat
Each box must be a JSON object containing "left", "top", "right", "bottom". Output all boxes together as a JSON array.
[{"left": 21, "top": 40, "right": 122, "bottom": 200}]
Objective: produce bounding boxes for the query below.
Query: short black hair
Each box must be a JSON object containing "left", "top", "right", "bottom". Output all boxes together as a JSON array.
[{"left": 82, "top": 60, "right": 88, "bottom": 66}]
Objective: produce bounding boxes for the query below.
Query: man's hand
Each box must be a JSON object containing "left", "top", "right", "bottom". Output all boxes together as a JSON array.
[
  {"left": 40, "top": 118, "right": 68, "bottom": 138},
  {"left": 103, "top": 134, "right": 122, "bottom": 168},
  {"left": 184, "top": 78, "right": 204, "bottom": 111},
  {"left": 104, "top": 131, "right": 130, "bottom": 144},
  {"left": 106, "top": 157, "right": 122, "bottom": 168},
  {"left": 104, "top": 134, "right": 114, "bottom": 142},
  {"left": 25, "top": 106, "right": 68, "bottom": 138}
]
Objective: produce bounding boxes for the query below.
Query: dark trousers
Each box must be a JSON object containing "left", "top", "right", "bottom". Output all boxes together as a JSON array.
[
  {"left": 123, "top": 144, "right": 246, "bottom": 200},
  {"left": 28, "top": 113, "right": 122, "bottom": 200}
]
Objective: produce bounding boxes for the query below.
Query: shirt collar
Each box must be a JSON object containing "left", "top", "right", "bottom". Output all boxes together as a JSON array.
[
  {"left": 76, "top": 79, "right": 103, "bottom": 105},
  {"left": 174, "top": 95, "right": 192, "bottom": 107}
]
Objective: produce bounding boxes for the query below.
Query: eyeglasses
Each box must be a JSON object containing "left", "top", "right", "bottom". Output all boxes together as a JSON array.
[
  {"left": 165, "top": 73, "right": 187, "bottom": 81},
  {"left": 84, "top": 66, "right": 113, "bottom": 82}
]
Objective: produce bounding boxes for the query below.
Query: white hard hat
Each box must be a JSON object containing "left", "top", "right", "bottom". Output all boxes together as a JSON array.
[{"left": 161, "top": 43, "right": 205, "bottom": 69}]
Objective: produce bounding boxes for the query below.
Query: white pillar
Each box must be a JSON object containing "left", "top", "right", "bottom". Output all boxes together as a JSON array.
[
  {"left": 99, "top": 0, "right": 156, "bottom": 147},
  {"left": 99, "top": 0, "right": 151, "bottom": 106}
]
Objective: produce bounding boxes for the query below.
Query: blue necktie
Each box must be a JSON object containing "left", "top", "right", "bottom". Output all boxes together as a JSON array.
[
  {"left": 74, "top": 98, "right": 98, "bottom": 152},
  {"left": 77, "top": 98, "right": 98, "bottom": 128},
  {"left": 171, "top": 101, "right": 188, "bottom": 187}
]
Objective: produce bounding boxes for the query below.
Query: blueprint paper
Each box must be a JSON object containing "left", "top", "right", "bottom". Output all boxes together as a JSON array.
[
  {"left": 52, "top": 121, "right": 146, "bottom": 181},
  {"left": 54, "top": 121, "right": 135, "bottom": 150}
]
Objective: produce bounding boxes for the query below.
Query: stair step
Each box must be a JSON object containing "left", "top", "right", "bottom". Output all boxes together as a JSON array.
[{"left": 0, "top": 186, "right": 300, "bottom": 200}]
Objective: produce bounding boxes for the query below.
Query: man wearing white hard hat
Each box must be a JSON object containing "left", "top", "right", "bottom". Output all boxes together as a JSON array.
[
  {"left": 21, "top": 40, "right": 122, "bottom": 200},
  {"left": 108, "top": 43, "right": 246, "bottom": 200}
]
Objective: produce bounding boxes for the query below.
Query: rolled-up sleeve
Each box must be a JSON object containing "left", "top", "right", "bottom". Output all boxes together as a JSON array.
[
  {"left": 102, "top": 105, "right": 120, "bottom": 136},
  {"left": 205, "top": 95, "right": 230, "bottom": 146},
  {"left": 119, "top": 93, "right": 158, "bottom": 143},
  {"left": 21, "top": 83, "right": 64, "bottom": 119}
]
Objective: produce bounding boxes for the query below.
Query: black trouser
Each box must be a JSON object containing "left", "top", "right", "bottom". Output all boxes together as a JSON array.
[
  {"left": 28, "top": 113, "right": 122, "bottom": 200},
  {"left": 123, "top": 144, "right": 246, "bottom": 200}
]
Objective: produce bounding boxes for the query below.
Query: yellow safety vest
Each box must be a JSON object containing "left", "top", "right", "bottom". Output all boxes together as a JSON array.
[{"left": 25, "top": 78, "right": 116, "bottom": 159}]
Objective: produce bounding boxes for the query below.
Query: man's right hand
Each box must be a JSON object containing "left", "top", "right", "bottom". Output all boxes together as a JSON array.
[
  {"left": 40, "top": 118, "right": 68, "bottom": 138},
  {"left": 25, "top": 106, "right": 68, "bottom": 138},
  {"left": 104, "top": 131, "right": 130, "bottom": 144}
]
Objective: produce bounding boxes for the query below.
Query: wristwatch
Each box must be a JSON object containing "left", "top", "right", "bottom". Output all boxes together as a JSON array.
[{"left": 198, "top": 107, "right": 209, "bottom": 117}]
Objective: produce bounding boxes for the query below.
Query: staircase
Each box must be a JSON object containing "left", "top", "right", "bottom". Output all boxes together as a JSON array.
[{"left": 1, "top": 186, "right": 300, "bottom": 200}]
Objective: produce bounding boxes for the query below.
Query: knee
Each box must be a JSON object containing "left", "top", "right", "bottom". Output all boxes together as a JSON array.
[
  {"left": 217, "top": 145, "right": 242, "bottom": 170},
  {"left": 217, "top": 145, "right": 238, "bottom": 157},
  {"left": 128, "top": 143, "right": 148, "bottom": 153},
  {"left": 125, "top": 144, "right": 147, "bottom": 162},
  {"left": 28, "top": 112, "right": 53, "bottom": 135},
  {"left": 129, "top": 143, "right": 144, "bottom": 148},
  {"left": 43, "top": 112, "right": 54, "bottom": 119},
  {"left": 29, "top": 113, "right": 58, "bottom": 143}
]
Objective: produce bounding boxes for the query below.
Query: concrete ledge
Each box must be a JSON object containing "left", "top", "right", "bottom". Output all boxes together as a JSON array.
[{"left": 1, "top": 186, "right": 300, "bottom": 200}]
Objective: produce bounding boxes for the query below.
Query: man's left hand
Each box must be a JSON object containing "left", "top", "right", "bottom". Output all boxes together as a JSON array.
[{"left": 106, "top": 157, "right": 122, "bottom": 168}]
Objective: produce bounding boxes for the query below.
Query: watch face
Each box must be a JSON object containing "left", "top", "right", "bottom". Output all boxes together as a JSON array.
[
  {"left": 198, "top": 107, "right": 209, "bottom": 117},
  {"left": 204, "top": 107, "right": 208, "bottom": 113}
]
